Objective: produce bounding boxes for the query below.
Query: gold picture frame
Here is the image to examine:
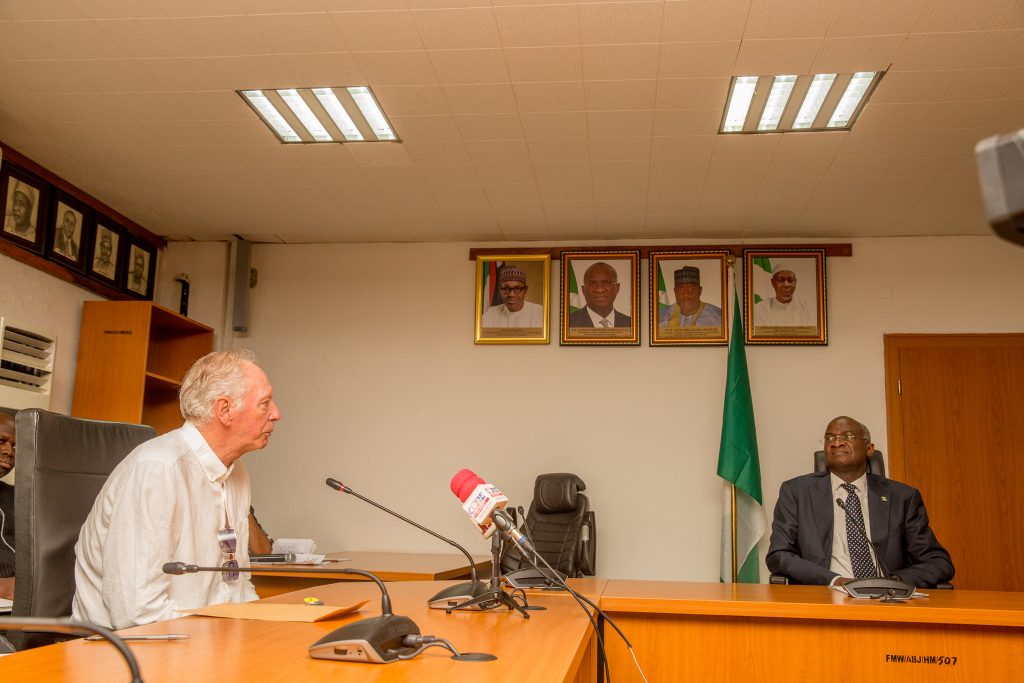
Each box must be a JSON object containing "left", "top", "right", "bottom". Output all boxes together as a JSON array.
[
  {"left": 474, "top": 254, "right": 551, "bottom": 345},
  {"left": 649, "top": 250, "right": 729, "bottom": 346},
  {"left": 743, "top": 248, "right": 827, "bottom": 345}
]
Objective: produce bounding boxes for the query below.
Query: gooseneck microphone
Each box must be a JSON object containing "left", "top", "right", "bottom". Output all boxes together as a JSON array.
[
  {"left": 0, "top": 617, "right": 144, "bottom": 682},
  {"left": 163, "top": 561, "right": 422, "bottom": 663},
  {"left": 324, "top": 477, "right": 489, "bottom": 610}
]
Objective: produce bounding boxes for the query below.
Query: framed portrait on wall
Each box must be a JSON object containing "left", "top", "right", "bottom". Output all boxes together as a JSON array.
[
  {"left": 0, "top": 163, "right": 48, "bottom": 254},
  {"left": 649, "top": 250, "right": 728, "bottom": 346},
  {"left": 123, "top": 240, "right": 156, "bottom": 299},
  {"left": 743, "top": 248, "right": 827, "bottom": 345},
  {"left": 475, "top": 254, "right": 551, "bottom": 344},
  {"left": 47, "top": 192, "right": 91, "bottom": 272},
  {"left": 89, "top": 217, "right": 125, "bottom": 285},
  {"left": 560, "top": 250, "right": 640, "bottom": 346}
]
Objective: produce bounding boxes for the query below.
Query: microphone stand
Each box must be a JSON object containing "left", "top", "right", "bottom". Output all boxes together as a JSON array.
[
  {"left": 325, "top": 478, "right": 489, "bottom": 610},
  {"left": 0, "top": 617, "right": 144, "bottom": 682},
  {"left": 444, "top": 532, "right": 531, "bottom": 618}
]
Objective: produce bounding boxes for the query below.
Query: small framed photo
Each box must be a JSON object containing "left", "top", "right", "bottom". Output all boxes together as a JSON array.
[
  {"left": 47, "top": 192, "right": 91, "bottom": 272},
  {"left": 123, "top": 240, "right": 156, "bottom": 299},
  {"left": 560, "top": 250, "right": 640, "bottom": 346},
  {"left": 649, "top": 250, "right": 728, "bottom": 346},
  {"left": 743, "top": 248, "right": 827, "bottom": 345},
  {"left": 89, "top": 218, "right": 125, "bottom": 285},
  {"left": 1, "top": 163, "right": 48, "bottom": 254},
  {"left": 475, "top": 254, "right": 551, "bottom": 344}
]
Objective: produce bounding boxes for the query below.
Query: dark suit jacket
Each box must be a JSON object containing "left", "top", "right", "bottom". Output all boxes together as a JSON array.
[
  {"left": 567, "top": 307, "right": 631, "bottom": 328},
  {"left": 766, "top": 470, "right": 954, "bottom": 588}
]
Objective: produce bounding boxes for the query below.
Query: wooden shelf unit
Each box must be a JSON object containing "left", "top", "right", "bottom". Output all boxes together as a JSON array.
[{"left": 72, "top": 301, "right": 213, "bottom": 434}]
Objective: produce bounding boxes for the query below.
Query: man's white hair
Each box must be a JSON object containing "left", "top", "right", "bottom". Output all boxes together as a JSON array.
[{"left": 179, "top": 349, "right": 258, "bottom": 425}]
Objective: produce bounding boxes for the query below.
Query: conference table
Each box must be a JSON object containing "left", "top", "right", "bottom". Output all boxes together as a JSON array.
[
  {"left": 599, "top": 580, "right": 1024, "bottom": 682},
  {"left": 251, "top": 551, "right": 493, "bottom": 597},
  {"left": 0, "top": 579, "right": 603, "bottom": 683},
  {"left": 3, "top": 578, "right": 1024, "bottom": 682}
]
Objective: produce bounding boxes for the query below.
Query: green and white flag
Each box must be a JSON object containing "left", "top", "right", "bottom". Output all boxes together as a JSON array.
[
  {"left": 751, "top": 257, "right": 773, "bottom": 304},
  {"left": 567, "top": 263, "right": 584, "bottom": 312},
  {"left": 656, "top": 264, "right": 671, "bottom": 321},
  {"left": 718, "top": 285, "right": 766, "bottom": 583}
]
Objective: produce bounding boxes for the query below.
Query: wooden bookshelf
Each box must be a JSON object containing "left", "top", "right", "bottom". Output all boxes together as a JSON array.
[{"left": 71, "top": 301, "right": 213, "bottom": 434}]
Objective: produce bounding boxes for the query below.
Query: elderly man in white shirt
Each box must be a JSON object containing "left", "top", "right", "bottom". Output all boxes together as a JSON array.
[{"left": 72, "top": 349, "right": 281, "bottom": 630}]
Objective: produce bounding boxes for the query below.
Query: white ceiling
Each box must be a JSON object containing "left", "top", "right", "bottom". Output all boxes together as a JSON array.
[{"left": 0, "top": 0, "right": 1021, "bottom": 244}]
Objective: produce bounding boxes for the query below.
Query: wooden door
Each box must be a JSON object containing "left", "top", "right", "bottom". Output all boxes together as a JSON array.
[{"left": 884, "top": 334, "right": 1024, "bottom": 591}]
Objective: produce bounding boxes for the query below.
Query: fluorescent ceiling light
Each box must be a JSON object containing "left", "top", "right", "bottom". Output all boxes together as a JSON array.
[
  {"left": 722, "top": 76, "right": 758, "bottom": 132},
  {"left": 240, "top": 90, "right": 301, "bottom": 143},
  {"left": 793, "top": 73, "right": 836, "bottom": 129},
  {"left": 757, "top": 75, "right": 797, "bottom": 131},
  {"left": 827, "top": 71, "right": 876, "bottom": 128},
  {"left": 313, "top": 88, "right": 363, "bottom": 141},
  {"left": 238, "top": 86, "right": 399, "bottom": 144},
  {"left": 348, "top": 87, "right": 396, "bottom": 141}
]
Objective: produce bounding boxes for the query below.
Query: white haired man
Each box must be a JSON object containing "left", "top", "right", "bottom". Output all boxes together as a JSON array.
[{"left": 73, "top": 350, "right": 281, "bottom": 629}]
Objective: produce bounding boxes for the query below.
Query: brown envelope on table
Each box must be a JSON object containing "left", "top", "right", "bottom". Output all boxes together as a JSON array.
[{"left": 181, "top": 600, "right": 368, "bottom": 623}]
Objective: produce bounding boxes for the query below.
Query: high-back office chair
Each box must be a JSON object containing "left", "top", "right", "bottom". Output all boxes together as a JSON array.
[
  {"left": 500, "top": 473, "right": 596, "bottom": 578},
  {"left": 9, "top": 409, "right": 155, "bottom": 649}
]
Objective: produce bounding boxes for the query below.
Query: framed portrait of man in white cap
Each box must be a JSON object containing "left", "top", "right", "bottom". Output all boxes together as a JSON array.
[
  {"left": 649, "top": 250, "right": 728, "bottom": 346},
  {"left": 89, "top": 218, "right": 124, "bottom": 285},
  {"left": 124, "top": 241, "right": 156, "bottom": 299},
  {"left": 742, "top": 248, "right": 827, "bottom": 345},
  {"left": 475, "top": 253, "right": 551, "bottom": 344},
  {"left": 1, "top": 163, "right": 48, "bottom": 253}
]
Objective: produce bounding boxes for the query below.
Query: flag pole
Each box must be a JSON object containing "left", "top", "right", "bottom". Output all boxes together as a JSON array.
[
  {"left": 727, "top": 254, "right": 738, "bottom": 583},
  {"left": 730, "top": 483, "right": 738, "bottom": 582}
]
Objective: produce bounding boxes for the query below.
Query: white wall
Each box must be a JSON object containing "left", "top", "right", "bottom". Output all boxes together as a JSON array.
[
  {"left": 184, "top": 235, "right": 1024, "bottom": 582},
  {"left": 0, "top": 252, "right": 104, "bottom": 414}
]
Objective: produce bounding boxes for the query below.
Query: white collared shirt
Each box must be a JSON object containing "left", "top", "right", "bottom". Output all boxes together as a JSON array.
[
  {"left": 73, "top": 421, "right": 258, "bottom": 630},
  {"left": 585, "top": 306, "right": 615, "bottom": 327},
  {"left": 829, "top": 471, "right": 878, "bottom": 581}
]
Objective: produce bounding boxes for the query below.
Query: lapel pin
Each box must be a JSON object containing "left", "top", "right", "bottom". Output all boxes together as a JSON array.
[{"left": 881, "top": 496, "right": 888, "bottom": 502}]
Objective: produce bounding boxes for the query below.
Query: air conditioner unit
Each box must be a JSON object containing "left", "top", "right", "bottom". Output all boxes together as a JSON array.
[{"left": 0, "top": 317, "right": 55, "bottom": 411}]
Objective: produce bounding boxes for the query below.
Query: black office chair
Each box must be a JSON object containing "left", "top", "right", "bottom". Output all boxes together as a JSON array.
[
  {"left": 500, "top": 473, "right": 596, "bottom": 579},
  {"left": 8, "top": 409, "right": 155, "bottom": 649},
  {"left": 770, "top": 449, "right": 952, "bottom": 589}
]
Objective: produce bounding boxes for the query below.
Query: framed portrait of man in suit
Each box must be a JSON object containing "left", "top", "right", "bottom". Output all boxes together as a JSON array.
[
  {"left": 560, "top": 250, "right": 640, "bottom": 346},
  {"left": 743, "top": 248, "right": 827, "bottom": 345},
  {"left": 475, "top": 254, "right": 551, "bottom": 344},
  {"left": 89, "top": 218, "right": 125, "bottom": 286},
  {"left": 124, "top": 241, "right": 156, "bottom": 299},
  {"left": 47, "top": 192, "right": 91, "bottom": 273},
  {"left": 649, "top": 250, "right": 728, "bottom": 346}
]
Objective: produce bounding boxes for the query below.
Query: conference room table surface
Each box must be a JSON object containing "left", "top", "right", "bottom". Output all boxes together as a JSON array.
[
  {"left": 599, "top": 580, "right": 1024, "bottom": 683},
  {"left": 0, "top": 579, "right": 605, "bottom": 683},
  {"left": 250, "top": 550, "right": 493, "bottom": 597}
]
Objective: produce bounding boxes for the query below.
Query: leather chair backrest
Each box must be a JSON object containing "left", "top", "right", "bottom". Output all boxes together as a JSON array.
[
  {"left": 9, "top": 409, "right": 155, "bottom": 649},
  {"left": 813, "top": 449, "right": 885, "bottom": 477},
  {"left": 501, "top": 473, "right": 596, "bottom": 578}
]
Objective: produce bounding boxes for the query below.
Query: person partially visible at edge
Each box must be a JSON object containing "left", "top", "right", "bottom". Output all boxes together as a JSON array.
[
  {"left": 72, "top": 350, "right": 281, "bottom": 629},
  {"left": 0, "top": 413, "right": 16, "bottom": 600}
]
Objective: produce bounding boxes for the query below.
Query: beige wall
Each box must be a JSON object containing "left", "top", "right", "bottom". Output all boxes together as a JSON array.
[{"left": 190, "top": 235, "right": 1023, "bottom": 581}]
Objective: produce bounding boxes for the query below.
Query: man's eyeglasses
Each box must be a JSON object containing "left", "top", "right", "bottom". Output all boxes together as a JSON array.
[
  {"left": 821, "top": 433, "right": 867, "bottom": 445},
  {"left": 218, "top": 527, "right": 239, "bottom": 582},
  {"left": 499, "top": 286, "right": 526, "bottom": 294},
  {"left": 584, "top": 280, "right": 617, "bottom": 288}
]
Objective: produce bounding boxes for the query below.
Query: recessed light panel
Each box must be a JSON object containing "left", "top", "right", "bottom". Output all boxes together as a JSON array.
[
  {"left": 239, "top": 86, "right": 399, "bottom": 144},
  {"left": 720, "top": 71, "right": 882, "bottom": 134}
]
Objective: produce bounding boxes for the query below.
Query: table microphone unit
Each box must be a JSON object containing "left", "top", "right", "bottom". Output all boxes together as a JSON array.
[
  {"left": 162, "top": 562, "right": 420, "bottom": 663},
  {"left": 324, "top": 477, "right": 489, "bottom": 610},
  {"left": 834, "top": 498, "right": 916, "bottom": 601}
]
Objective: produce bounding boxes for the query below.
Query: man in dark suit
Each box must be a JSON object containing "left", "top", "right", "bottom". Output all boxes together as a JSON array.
[
  {"left": 766, "top": 416, "right": 953, "bottom": 588},
  {"left": 567, "top": 262, "right": 631, "bottom": 328}
]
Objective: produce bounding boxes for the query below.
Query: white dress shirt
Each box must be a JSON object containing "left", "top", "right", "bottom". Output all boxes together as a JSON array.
[
  {"left": 829, "top": 472, "right": 878, "bottom": 583},
  {"left": 73, "top": 421, "right": 258, "bottom": 629}
]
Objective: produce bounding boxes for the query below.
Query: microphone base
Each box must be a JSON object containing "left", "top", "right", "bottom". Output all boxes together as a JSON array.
[
  {"left": 308, "top": 614, "right": 421, "bottom": 664},
  {"left": 444, "top": 587, "right": 531, "bottom": 619},
  {"left": 427, "top": 580, "right": 490, "bottom": 611}
]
